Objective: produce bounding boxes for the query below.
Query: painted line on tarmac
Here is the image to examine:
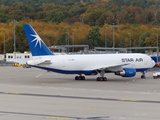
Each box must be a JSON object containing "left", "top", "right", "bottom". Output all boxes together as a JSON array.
[
  {"left": 0, "top": 111, "right": 113, "bottom": 120},
  {"left": 3, "top": 92, "right": 24, "bottom": 94},
  {"left": 119, "top": 99, "right": 143, "bottom": 102},
  {"left": 45, "top": 116, "right": 73, "bottom": 119},
  {"left": 0, "top": 111, "right": 77, "bottom": 119},
  {"left": 84, "top": 107, "right": 98, "bottom": 109},
  {"left": 0, "top": 91, "right": 160, "bottom": 104},
  {"left": 35, "top": 74, "right": 42, "bottom": 78}
]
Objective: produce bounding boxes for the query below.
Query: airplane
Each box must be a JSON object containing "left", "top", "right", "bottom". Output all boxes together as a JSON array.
[{"left": 23, "top": 24, "right": 155, "bottom": 81}]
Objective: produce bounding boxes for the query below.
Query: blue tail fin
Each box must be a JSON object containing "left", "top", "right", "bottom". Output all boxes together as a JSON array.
[{"left": 23, "top": 24, "right": 54, "bottom": 56}]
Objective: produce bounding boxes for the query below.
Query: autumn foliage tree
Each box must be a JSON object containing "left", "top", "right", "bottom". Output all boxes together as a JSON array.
[{"left": 0, "top": 0, "right": 160, "bottom": 54}]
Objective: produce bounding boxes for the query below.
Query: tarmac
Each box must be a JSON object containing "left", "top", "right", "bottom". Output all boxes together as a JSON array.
[{"left": 0, "top": 66, "right": 160, "bottom": 120}]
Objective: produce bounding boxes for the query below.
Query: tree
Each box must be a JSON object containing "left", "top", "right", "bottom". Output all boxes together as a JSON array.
[
  {"left": 12, "top": 2, "right": 34, "bottom": 13},
  {"left": 68, "top": 4, "right": 86, "bottom": 17},
  {"left": 9, "top": 9, "right": 24, "bottom": 21},
  {"left": 15, "top": 24, "right": 29, "bottom": 52},
  {"left": 6, "top": 39, "right": 14, "bottom": 53},
  {"left": 42, "top": 3, "right": 55, "bottom": 11},
  {"left": 56, "top": 33, "right": 66, "bottom": 45},
  {"left": 0, "top": 12, "right": 10, "bottom": 23},
  {"left": 84, "top": 9, "right": 102, "bottom": 26},
  {"left": 86, "top": 26, "right": 102, "bottom": 49},
  {"left": 56, "top": 33, "right": 72, "bottom": 45},
  {"left": 43, "top": 10, "right": 65, "bottom": 23}
]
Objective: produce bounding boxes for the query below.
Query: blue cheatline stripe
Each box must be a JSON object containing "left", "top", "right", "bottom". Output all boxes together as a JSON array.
[
  {"left": 28, "top": 65, "right": 150, "bottom": 75},
  {"left": 29, "top": 65, "right": 97, "bottom": 74},
  {"left": 23, "top": 24, "right": 54, "bottom": 56}
]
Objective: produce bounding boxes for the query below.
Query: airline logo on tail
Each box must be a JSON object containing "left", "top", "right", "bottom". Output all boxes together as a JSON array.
[
  {"left": 23, "top": 24, "right": 54, "bottom": 56},
  {"left": 31, "top": 34, "right": 43, "bottom": 48}
]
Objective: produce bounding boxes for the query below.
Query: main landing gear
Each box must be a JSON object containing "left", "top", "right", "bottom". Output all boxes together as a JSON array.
[
  {"left": 96, "top": 70, "right": 107, "bottom": 81},
  {"left": 75, "top": 75, "right": 85, "bottom": 80},
  {"left": 141, "top": 71, "right": 146, "bottom": 79},
  {"left": 96, "top": 77, "right": 107, "bottom": 81},
  {"left": 75, "top": 70, "right": 108, "bottom": 81}
]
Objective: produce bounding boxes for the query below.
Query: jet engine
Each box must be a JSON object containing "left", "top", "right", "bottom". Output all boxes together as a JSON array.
[{"left": 115, "top": 68, "right": 136, "bottom": 77}]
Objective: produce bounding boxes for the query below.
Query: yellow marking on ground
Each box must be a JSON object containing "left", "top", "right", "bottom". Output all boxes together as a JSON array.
[
  {"left": 46, "top": 116, "right": 72, "bottom": 119},
  {"left": 3, "top": 92, "right": 24, "bottom": 94},
  {"left": 84, "top": 107, "right": 98, "bottom": 109},
  {"left": 119, "top": 99, "right": 142, "bottom": 102}
]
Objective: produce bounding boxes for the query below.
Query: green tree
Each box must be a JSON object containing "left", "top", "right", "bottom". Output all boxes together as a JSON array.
[
  {"left": 43, "top": 10, "right": 65, "bottom": 23},
  {"left": 13, "top": 2, "right": 34, "bottom": 13},
  {"left": 56, "top": 33, "right": 66, "bottom": 45},
  {"left": 9, "top": 9, "right": 24, "bottom": 21},
  {"left": 56, "top": 33, "right": 72, "bottom": 45},
  {"left": 6, "top": 39, "right": 14, "bottom": 53},
  {"left": 0, "top": 12, "right": 10, "bottom": 23},
  {"left": 86, "top": 26, "right": 102, "bottom": 49},
  {"left": 42, "top": 3, "right": 55, "bottom": 11},
  {"left": 84, "top": 9, "right": 102, "bottom": 26},
  {"left": 119, "top": 38, "right": 125, "bottom": 48},
  {"left": 68, "top": 4, "right": 86, "bottom": 17},
  {"left": 16, "top": 25, "right": 29, "bottom": 52}
]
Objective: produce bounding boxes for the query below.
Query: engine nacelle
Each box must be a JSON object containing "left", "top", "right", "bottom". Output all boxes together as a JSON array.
[{"left": 115, "top": 68, "right": 136, "bottom": 77}]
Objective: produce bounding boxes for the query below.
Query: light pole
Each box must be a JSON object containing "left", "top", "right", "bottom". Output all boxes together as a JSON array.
[
  {"left": 155, "top": 28, "right": 159, "bottom": 63},
  {"left": 68, "top": 30, "right": 69, "bottom": 46},
  {"left": 66, "top": 26, "right": 70, "bottom": 52},
  {"left": 3, "top": 31, "right": 5, "bottom": 55},
  {"left": 66, "top": 26, "right": 70, "bottom": 45},
  {"left": 65, "top": 32, "right": 68, "bottom": 52},
  {"left": 113, "top": 23, "right": 115, "bottom": 49},
  {"left": 110, "top": 23, "right": 118, "bottom": 51},
  {"left": 128, "top": 33, "right": 131, "bottom": 52},
  {"left": 72, "top": 32, "right": 74, "bottom": 52},
  {"left": 11, "top": 19, "right": 18, "bottom": 53},
  {"left": 105, "top": 27, "right": 107, "bottom": 48}
]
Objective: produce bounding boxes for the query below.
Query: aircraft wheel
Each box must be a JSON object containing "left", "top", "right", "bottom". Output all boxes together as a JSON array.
[
  {"left": 75, "top": 76, "right": 79, "bottom": 80},
  {"left": 100, "top": 77, "right": 104, "bottom": 81},
  {"left": 141, "top": 75, "right": 146, "bottom": 79},
  {"left": 103, "top": 77, "right": 107, "bottom": 81},
  {"left": 78, "top": 76, "right": 81, "bottom": 80},
  {"left": 153, "top": 76, "right": 157, "bottom": 79},
  {"left": 81, "top": 76, "right": 85, "bottom": 80},
  {"left": 75, "top": 76, "right": 85, "bottom": 80},
  {"left": 97, "top": 77, "right": 107, "bottom": 81},
  {"left": 96, "top": 77, "right": 100, "bottom": 81}
]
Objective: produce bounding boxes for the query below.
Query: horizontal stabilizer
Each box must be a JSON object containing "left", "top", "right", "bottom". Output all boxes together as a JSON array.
[{"left": 27, "top": 59, "right": 52, "bottom": 65}]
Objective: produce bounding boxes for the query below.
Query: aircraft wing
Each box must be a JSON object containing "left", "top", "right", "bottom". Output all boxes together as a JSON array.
[
  {"left": 38, "top": 60, "right": 52, "bottom": 65},
  {"left": 83, "top": 63, "right": 128, "bottom": 72}
]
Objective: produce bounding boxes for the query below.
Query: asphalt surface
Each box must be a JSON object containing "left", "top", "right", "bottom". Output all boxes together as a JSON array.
[{"left": 0, "top": 66, "right": 160, "bottom": 120}]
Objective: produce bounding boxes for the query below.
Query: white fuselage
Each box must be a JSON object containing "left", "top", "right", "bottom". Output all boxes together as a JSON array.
[{"left": 27, "top": 53, "right": 155, "bottom": 74}]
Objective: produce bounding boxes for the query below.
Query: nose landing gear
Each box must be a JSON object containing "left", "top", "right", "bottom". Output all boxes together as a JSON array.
[{"left": 141, "top": 71, "right": 146, "bottom": 79}]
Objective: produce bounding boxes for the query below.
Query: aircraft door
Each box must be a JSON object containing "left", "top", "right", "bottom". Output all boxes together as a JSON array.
[{"left": 61, "top": 58, "right": 66, "bottom": 68}]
